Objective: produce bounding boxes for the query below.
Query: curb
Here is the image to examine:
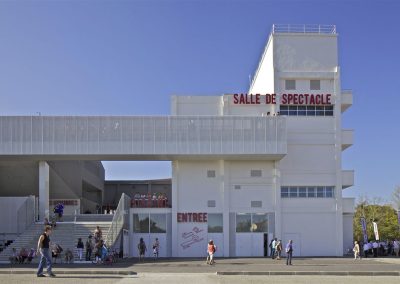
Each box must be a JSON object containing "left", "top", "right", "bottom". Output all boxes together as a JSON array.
[
  {"left": 0, "top": 270, "right": 137, "bottom": 275},
  {"left": 216, "top": 271, "right": 400, "bottom": 276}
]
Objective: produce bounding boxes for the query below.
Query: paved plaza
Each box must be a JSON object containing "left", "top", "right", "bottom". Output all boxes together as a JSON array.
[{"left": 0, "top": 257, "right": 399, "bottom": 283}]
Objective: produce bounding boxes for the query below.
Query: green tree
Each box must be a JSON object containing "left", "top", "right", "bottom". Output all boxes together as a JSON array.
[{"left": 353, "top": 197, "right": 400, "bottom": 242}]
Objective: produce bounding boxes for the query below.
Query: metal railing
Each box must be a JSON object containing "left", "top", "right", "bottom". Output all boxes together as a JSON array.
[
  {"left": 272, "top": 24, "right": 336, "bottom": 34},
  {"left": 16, "top": 196, "right": 36, "bottom": 234},
  {"left": 104, "top": 193, "right": 131, "bottom": 248}
]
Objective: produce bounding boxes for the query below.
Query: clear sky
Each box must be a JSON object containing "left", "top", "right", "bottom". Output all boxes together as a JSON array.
[{"left": 0, "top": 0, "right": 399, "bottom": 202}]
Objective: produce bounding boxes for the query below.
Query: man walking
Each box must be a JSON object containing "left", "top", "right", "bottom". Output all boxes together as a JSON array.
[
  {"left": 285, "top": 240, "right": 293, "bottom": 265},
  {"left": 271, "top": 238, "right": 277, "bottom": 259},
  {"left": 36, "top": 226, "right": 56, "bottom": 277}
]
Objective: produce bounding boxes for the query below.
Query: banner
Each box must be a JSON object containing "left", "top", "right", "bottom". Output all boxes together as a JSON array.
[
  {"left": 360, "top": 218, "right": 368, "bottom": 244},
  {"left": 373, "top": 222, "right": 379, "bottom": 241}
]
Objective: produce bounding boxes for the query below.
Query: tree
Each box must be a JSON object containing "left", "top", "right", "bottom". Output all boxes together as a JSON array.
[
  {"left": 392, "top": 186, "right": 400, "bottom": 210},
  {"left": 353, "top": 197, "right": 400, "bottom": 242}
]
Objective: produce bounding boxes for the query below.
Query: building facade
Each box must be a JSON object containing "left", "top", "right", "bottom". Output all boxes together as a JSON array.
[
  {"left": 0, "top": 24, "right": 354, "bottom": 257},
  {"left": 129, "top": 24, "right": 355, "bottom": 257}
]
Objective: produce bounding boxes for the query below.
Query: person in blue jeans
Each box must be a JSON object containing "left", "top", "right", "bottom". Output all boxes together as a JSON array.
[
  {"left": 285, "top": 240, "right": 293, "bottom": 265},
  {"left": 36, "top": 226, "right": 56, "bottom": 277}
]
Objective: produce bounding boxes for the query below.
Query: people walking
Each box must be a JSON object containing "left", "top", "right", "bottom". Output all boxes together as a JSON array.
[
  {"left": 393, "top": 239, "right": 400, "bottom": 257},
  {"left": 85, "top": 235, "right": 93, "bottom": 261},
  {"left": 36, "top": 226, "right": 56, "bottom": 277},
  {"left": 363, "top": 242, "right": 369, "bottom": 258},
  {"left": 152, "top": 238, "right": 160, "bottom": 260},
  {"left": 372, "top": 241, "right": 379, "bottom": 257},
  {"left": 285, "top": 240, "right": 293, "bottom": 265},
  {"left": 271, "top": 238, "right": 277, "bottom": 259},
  {"left": 76, "top": 238, "right": 84, "bottom": 261},
  {"left": 138, "top": 238, "right": 147, "bottom": 261},
  {"left": 206, "top": 240, "right": 216, "bottom": 265},
  {"left": 353, "top": 241, "right": 361, "bottom": 260},
  {"left": 276, "top": 240, "right": 282, "bottom": 260}
]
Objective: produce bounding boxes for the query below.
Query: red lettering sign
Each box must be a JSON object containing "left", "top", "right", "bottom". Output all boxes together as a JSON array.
[{"left": 177, "top": 212, "right": 208, "bottom": 223}]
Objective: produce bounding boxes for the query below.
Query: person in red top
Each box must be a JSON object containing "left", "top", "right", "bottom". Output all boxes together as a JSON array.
[{"left": 206, "top": 240, "right": 217, "bottom": 265}]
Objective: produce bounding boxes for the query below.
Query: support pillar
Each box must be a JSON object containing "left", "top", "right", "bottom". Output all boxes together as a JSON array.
[
  {"left": 171, "top": 161, "right": 178, "bottom": 257},
  {"left": 39, "top": 161, "right": 50, "bottom": 221}
]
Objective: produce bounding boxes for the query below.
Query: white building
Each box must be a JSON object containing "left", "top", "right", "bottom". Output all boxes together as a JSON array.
[
  {"left": 0, "top": 24, "right": 354, "bottom": 257},
  {"left": 130, "top": 24, "right": 354, "bottom": 257}
]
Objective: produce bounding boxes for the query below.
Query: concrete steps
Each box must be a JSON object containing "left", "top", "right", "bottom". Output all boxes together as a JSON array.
[{"left": 0, "top": 221, "right": 112, "bottom": 263}]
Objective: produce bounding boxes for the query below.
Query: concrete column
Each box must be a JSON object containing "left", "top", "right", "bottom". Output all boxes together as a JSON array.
[
  {"left": 221, "top": 160, "right": 230, "bottom": 257},
  {"left": 39, "top": 161, "right": 50, "bottom": 221},
  {"left": 171, "top": 161, "right": 178, "bottom": 257},
  {"left": 274, "top": 161, "right": 282, "bottom": 240}
]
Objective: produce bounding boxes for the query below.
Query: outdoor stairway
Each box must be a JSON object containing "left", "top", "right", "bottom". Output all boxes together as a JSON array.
[
  {"left": 0, "top": 223, "right": 44, "bottom": 262},
  {"left": 0, "top": 219, "right": 112, "bottom": 263}
]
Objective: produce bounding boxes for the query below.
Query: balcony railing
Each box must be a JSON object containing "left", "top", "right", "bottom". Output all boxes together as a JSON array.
[
  {"left": 272, "top": 24, "right": 336, "bottom": 35},
  {"left": 0, "top": 116, "right": 287, "bottom": 159},
  {"left": 131, "top": 193, "right": 170, "bottom": 208}
]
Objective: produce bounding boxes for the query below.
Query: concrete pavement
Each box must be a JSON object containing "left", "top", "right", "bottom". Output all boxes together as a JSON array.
[{"left": 0, "top": 257, "right": 399, "bottom": 276}]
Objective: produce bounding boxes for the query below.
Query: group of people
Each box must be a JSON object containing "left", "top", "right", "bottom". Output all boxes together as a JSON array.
[
  {"left": 137, "top": 237, "right": 160, "bottom": 261},
  {"left": 354, "top": 239, "right": 400, "bottom": 259},
  {"left": 267, "top": 238, "right": 294, "bottom": 265},
  {"left": 9, "top": 247, "right": 36, "bottom": 264}
]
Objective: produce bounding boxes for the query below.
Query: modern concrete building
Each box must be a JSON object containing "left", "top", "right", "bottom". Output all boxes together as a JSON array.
[{"left": 0, "top": 24, "right": 354, "bottom": 257}]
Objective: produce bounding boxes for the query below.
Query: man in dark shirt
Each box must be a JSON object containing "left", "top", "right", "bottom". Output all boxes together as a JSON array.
[{"left": 36, "top": 226, "right": 56, "bottom": 277}]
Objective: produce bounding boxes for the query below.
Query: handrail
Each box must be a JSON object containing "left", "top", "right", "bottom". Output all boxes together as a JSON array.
[
  {"left": 104, "top": 193, "right": 131, "bottom": 248},
  {"left": 272, "top": 24, "right": 336, "bottom": 34}
]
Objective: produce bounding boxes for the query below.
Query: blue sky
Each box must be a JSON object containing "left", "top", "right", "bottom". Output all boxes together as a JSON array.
[{"left": 0, "top": 0, "right": 399, "bottom": 202}]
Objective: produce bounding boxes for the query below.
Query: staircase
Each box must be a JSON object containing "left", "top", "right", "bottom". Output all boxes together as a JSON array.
[
  {"left": 0, "top": 220, "right": 112, "bottom": 263},
  {"left": 0, "top": 223, "right": 43, "bottom": 262}
]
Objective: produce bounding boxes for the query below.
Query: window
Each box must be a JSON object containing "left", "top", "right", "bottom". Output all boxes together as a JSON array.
[
  {"left": 133, "top": 213, "right": 149, "bottom": 233},
  {"left": 281, "top": 187, "right": 289, "bottom": 198},
  {"left": 279, "top": 105, "right": 333, "bottom": 117},
  {"left": 280, "top": 105, "right": 289, "bottom": 116},
  {"left": 207, "top": 170, "right": 216, "bottom": 178},
  {"left": 298, "top": 106, "right": 307, "bottom": 116},
  {"left": 281, "top": 186, "right": 335, "bottom": 198},
  {"left": 285, "top": 80, "right": 296, "bottom": 90},
  {"left": 252, "top": 214, "right": 268, "bottom": 232},
  {"left": 236, "top": 213, "right": 252, "bottom": 232},
  {"left": 307, "top": 187, "right": 316, "bottom": 198},
  {"left": 207, "top": 200, "right": 216, "bottom": 207},
  {"left": 236, "top": 213, "right": 268, "bottom": 233},
  {"left": 307, "top": 105, "right": 316, "bottom": 116},
  {"left": 251, "top": 201, "right": 262, "bottom": 208},
  {"left": 298, "top": 187, "right": 307, "bottom": 198},
  {"left": 150, "top": 214, "right": 166, "bottom": 233},
  {"left": 310, "top": 80, "right": 321, "bottom": 90},
  {"left": 317, "top": 187, "right": 325, "bottom": 198},
  {"left": 325, "top": 187, "right": 334, "bottom": 198},
  {"left": 251, "top": 170, "right": 262, "bottom": 177},
  {"left": 289, "top": 187, "right": 298, "bottom": 198},
  {"left": 325, "top": 105, "right": 334, "bottom": 116},
  {"left": 208, "top": 213, "right": 223, "bottom": 233},
  {"left": 288, "top": 105, "right": 297, "bottom": 116},
  {"left": 316, "top": 106, "right": 325, "bottom": 116}
]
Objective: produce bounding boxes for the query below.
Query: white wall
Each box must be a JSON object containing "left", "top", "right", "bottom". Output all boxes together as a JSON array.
[
  {"left": 172, "top": 96, "right": 223, "bottom": 115},
  {"left": 0, "top": 196, "right": 30, "bottom": 234},
  {"left": 176, "top": 161, "right": 223, "bottom": 212},
  {"left": 228, "top": 161, "right": 275, "bottom": 211},
  {"left": 273, "top": 34, "right": 338, "bottom": 72},
  {"left": 343, "top": 213, "right": 354, "bottom": 253},
  {"left": 249, "top": 35, "right": 275, "bottom": 94},
  {"left": 281, "top": 211, "right": 337, "bottom": 256}
]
